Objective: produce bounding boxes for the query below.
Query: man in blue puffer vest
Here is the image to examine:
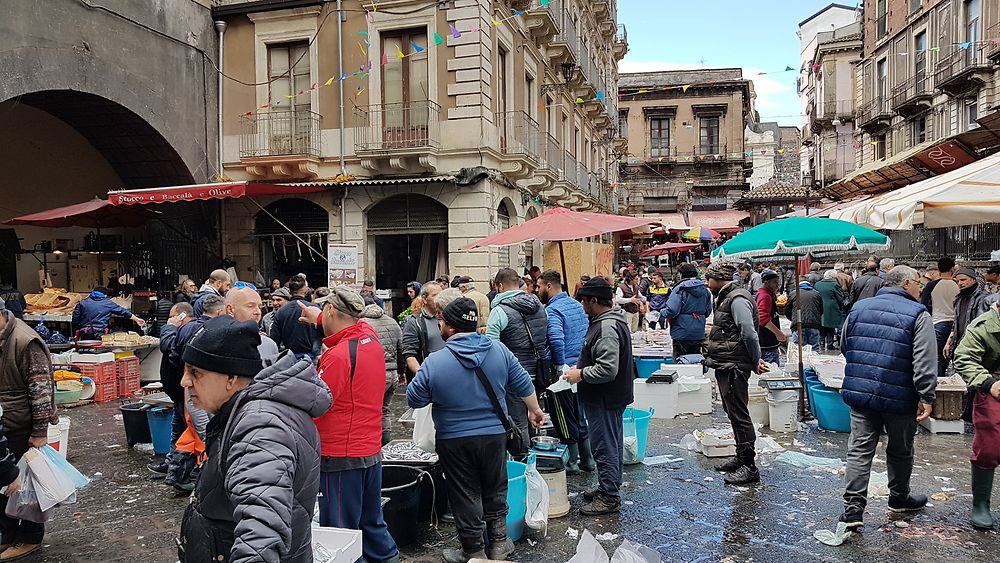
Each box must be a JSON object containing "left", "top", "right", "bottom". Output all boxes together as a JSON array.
[
  {"left": 662, "top": 263, "right": 713, "bottom": 359},
  {"left": 538, "top": 269, "right": 595, "bottom": 474},
  {"left": 838, "top": 265, "right": 937, "bottom": 530},
  {"left": 72, "top": 287, "right": 145, "bottom": 339}
]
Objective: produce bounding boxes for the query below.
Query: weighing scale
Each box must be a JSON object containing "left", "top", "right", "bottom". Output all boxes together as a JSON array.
[{"left": 757, "top": 378, "right": 803, "bottom": 391}]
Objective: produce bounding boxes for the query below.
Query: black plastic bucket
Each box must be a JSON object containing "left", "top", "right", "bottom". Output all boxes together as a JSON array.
[
  {"left": 120, "top": 403, "right": 153, "bottom": 447},
  {"left": 381, "top": 465, "right": 423, "bottom": 547},
  {"left": 416, "top": 463, "right": 449, "bottom": 521}
]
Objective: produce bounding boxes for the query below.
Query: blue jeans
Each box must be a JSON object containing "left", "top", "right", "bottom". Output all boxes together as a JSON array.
[
  {"left": 319, "top": 465, "right": 398, "bottom": 562},
  {"left": 791, "top": 328, "right": 821, "bottom": 349},
  {"left": 761, "top": 347, "right": 782, "bottom": 366},
  {"left": 933, "top": 321, "right": 953, "bottom": 377},
  {"left": 581, "top": 402, "right": 625, "bottom": 498}
]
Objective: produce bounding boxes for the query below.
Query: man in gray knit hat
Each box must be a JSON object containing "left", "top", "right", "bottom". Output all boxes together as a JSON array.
[{"left": 703, "top": 262, "right": 769, "bottom": 485}]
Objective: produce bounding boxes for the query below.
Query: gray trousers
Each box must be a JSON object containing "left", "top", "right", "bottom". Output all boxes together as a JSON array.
[
  {"left": 582, "top": 402, "right": 625, "bottom": 498},
  {"left": 844, "top": 408, "right": 917, "bottom": 511},
  {"left": 382, "top": 370, "right": 397, "bottom": 445}
]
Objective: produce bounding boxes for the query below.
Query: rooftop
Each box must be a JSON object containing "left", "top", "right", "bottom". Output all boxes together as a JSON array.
[
  {"left": 619, "top": 68, "right": 746, "bottom": 89},
  {"left": 797, "top": 3, "right": 858, "bottom": 28}
]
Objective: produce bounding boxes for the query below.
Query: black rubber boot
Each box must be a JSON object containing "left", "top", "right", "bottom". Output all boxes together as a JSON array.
[
  {"left": 566, "top": 443, "right": 581, "bottom": 475},
  {"left": 441, "top": 548, "right": 486, "bottom": 563},
  {"left": 485, "top": 519, "right": 515, "bottom": 561},
  {"left": 971, "top": 464, "right": 995, "bottom": 531},
  {"left": 578, "top": 438, "right": 597, "bottom": 472}
]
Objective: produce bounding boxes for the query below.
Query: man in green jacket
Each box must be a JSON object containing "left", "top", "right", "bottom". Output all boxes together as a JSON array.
[{"left": 953, "top": 302, "right": 1000, "bottom": 531}]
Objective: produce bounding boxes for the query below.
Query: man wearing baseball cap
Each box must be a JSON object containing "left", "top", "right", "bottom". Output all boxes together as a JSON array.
[
  {"left": 564, "top": 277, "right": 637, "bottom": 515},
  {"left": 408, "top": 297, "right": 543, "bottom": 562},
  {"left": 703, "top": 262, "right": 768, "bottom": 485},
  {"left": 313, "top": 287, "right": 399, "bottom": 563}
]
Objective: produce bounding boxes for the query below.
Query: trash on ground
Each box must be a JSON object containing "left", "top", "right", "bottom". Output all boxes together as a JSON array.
[
  {"left": 814, "top": 521, "right": 853, "bottom": 546},
  {"left": 931, "top": 492, "right": 949, "bottom": 502},
  {"left": 755, "top": 436, "right": 785, "bottom": 454},
  {"left": 642, "top": 455, "right": 684, "bottom": 466},
  {"left": 868, "top": 472, "right": 889, "bottom": 498},
  {"left": 594, "top": 532, "right": 619, "bottom": 541},
  {"left": 775, "top": 452, "right": 844, "bottom": 473},
  {"left": 566, "top": 527, "right": 579, "bottom": 539},
  {"left": 894, "top": 520, "right": 910, "bottom": 528},
  {"left": 566, "top": 530, "right": 659, "bottom": 563}
]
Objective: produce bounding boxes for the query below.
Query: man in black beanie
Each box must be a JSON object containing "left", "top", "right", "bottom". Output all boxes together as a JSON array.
[
  {"left": 564, "top": 277, "right": 637, "bottom": 515},
  {"left": 408, "top": 298, "right": 544, "bottom": 563},
  {"left": 177, "top": 316, "right": 332, "bottom": 563}
]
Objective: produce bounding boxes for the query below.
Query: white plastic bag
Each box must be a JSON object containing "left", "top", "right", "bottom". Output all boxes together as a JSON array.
[
  {"left": 412, "top": 405, "right": 436, "bottom": 453},
  {"left": 623, "top": 413, "right": 639, "bottom": 465},
  {"left": 4, "top": 458, "right": 46, "bottom": 524},
  {"left": 524, "top": 456, "right": 549, "bottom": 535},
  {"left": 567, "top": 530, "right": 609, "bottom": 563},
  {"left": 611, "top": 538, "right": 661, "bottom": 563},
  {"left": 23, "top": 447, "right": 77, "bottom": 511}
]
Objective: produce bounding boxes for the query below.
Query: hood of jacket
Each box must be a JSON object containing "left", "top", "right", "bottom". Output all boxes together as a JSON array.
[
  {"left": 196, "top": 283, "right": 221, "bottom": 297},
  {"left": 591, "top": 307, "right": 628, "bottom": 325},
  {"left": 675, "top": 278, "right": 708, "bottom": 294},
  {"left": 361, "top": 304, "right": 385, "bottom": 320},
  {"left": 443, "top": 332, "right": 495, "bottom": 369},
  {"left": 493, "top": 291, "right": 542, "bottom": 315},
  {"left": 244, "top": 351, "right": 331, "bottom": 418}
]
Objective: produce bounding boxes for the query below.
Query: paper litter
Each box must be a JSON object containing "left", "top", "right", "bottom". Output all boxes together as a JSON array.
[
  {"left": 566, "top": 527, "right": 579, "bottom": 540},
  {"left": 755, "top": 436, "right": 785, "bottom": 454},
  {"left": 595, "top": 532, "right": 619, "bottom": 541},
  {"left": 642, "top": 455, "right": 684, "bottom": 466},
  {"left": 775, "top": 452, "right": 845, "bottom": 473},
  {"left": 814, "top": 521, "right": 853, "bottom": 546},
  {"left": 931, "top": 492, "right": 949, "bottom": 502}
]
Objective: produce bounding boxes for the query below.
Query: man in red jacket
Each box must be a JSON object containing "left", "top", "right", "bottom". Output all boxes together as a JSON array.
[{"left": 314, "top": 287, "right": 399, "bottom": 563}]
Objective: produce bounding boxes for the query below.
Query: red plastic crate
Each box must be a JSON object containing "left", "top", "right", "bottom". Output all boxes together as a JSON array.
[
  {"left": 93, "top": 381, "right": 118, "bottom": 403},
  {"left": 115, "top": 357, "right": 140, "bottom": 380},
  {"left": 117, "top": 372, "right": 140, "bottom": 398},
  {"left": 77, "top": 362, "right": 117, "bottom": 384}
]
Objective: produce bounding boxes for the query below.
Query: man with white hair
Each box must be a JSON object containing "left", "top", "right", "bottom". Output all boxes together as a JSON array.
[
  {"left": 225, "top": 285, "right": 279, "bottom": 362},
  {"left": 837, "top": 265, "right": 937, "bottom": 529},
  {"left": 879, "top": 258, "right": 896, "bottom": 279}
]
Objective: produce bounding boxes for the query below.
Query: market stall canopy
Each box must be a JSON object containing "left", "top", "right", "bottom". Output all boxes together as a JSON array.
[
  {"left": 459, "top": 207, "right": 654, "bottom": 249},
  {"left": 107, "top": 181, "right": 327, "bottom": 205},
  {"left": 828, "top": 151, "right": 1000, "bottom": 230},
  {"left": 682, "top": 227, "right": 721, "bottom": 241},
  {"left": 638, "top": 242, "right": 701, "bottom": 258},
  {"left": 686, "top": 210, "right": 749, "bottom": 232},
  {"left": 774, "top": 197, "right": 871, "bottom": 219},
  {"left": 5, "top": 197, "right": 157, "bottom": 228},
  {"left": 711, "top": 217, "right": 890, "bottom": 261}
]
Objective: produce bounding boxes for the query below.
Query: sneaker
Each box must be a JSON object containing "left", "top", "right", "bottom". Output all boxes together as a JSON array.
[
  {"left": 147, "top": 460, "right": 168, "bottom": 474},
  {"left": 723, "top": 465, "right": 761, "bottom": 485},
  {"left": 839, "top": 507, "right": 864, "bottom": 529},
  {"left": 714, "top": 458, "right": 743, "bottom": 473},
  {"left": 581, "top": 488, "right": 600, "bottom": 502},
  {"left": 580, "top": 493, "right": 622, "bottom": 516},
  {"left": 888, "top": 494, "right": 928, "bottom": 513},
  {"left": 0, "top": 543, "right": 41, "bottom": 561}
]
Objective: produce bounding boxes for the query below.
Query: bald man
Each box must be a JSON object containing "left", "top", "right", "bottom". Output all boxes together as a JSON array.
[
  {"left": 192, "top": 269, "right": 232, "bottom": 316},
  {"left": 225, "top": 286, "right": 279, "bottom": 363}
]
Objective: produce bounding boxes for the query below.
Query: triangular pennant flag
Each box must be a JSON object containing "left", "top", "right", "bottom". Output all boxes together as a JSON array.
[
  {"left": 450, "top": 24, "right": 461, "bottom": 38},
  {"left": 575, "top": 97, "right": 584, "bottom": 104},
  {"left": 325, "top": 77, "right": 335, "bottom": 86},
  {"left": 243, "top": 111, "right": 253, "bottom": 117},
  {"left": 411, "top": 41, "right": 425, "bottom": 53},
  {"left": 541, "top": 0, "right": 550, "bottom": 6},
  {"left": 784, "top": 66, "right": 794, "bottom": 71},
  {"left": 259, "top": 103, "right": 270, "bottom": 109},
  {"left": 396, "top": 47, "right": 405, "bottom": 60},
  {"left": 381, "top": 52, "right": 388, "bottom": 65},
  {"left": 637, "top": 89, "right": 649, "bottom": 94},
  {"left": 537, "top": 102, "right": 545, "bottom": 110},
  {"left": 359, "top": 31, "right": 368, "bottom": 36},
  {"left": 368, "top": 61, "right": 373, "bottom": 71},
  {"left": 682, "top": 85, "right": 690, "bottom": 92},
  {"left": 359, "top": 42, "right": 367, "bottom": 56},
  {"left": 340, "top": 73, "right": 349, "bottom": 81},
  {"left": 309, "top": 82, "right": 318, "bottom": 90},
  {"left": 777, "top": 149, "right": 784, "bottom": 155},
  {"left": 596, "top": 90, "right": 604, "bottom": 100},
  {"left": 929, "top": 46, "right": 940, "bottom": 52},
  {"left": 492, "top": 16, "right": 503, "bottom": 26},
  {"left": 961, "top": 42, "right": 971, "bottom": 49},
  {"left": 286, "top": 94, "right": 295, "bottom": 99},
  {"left": 434, "top": 32, "right": 444, "bottom": 45},
  {"left": 360, "top": 72, "right": 369, "bottom": 79},
  {"left": 514, "top": 9, "right": 525, "bottom": 15}
]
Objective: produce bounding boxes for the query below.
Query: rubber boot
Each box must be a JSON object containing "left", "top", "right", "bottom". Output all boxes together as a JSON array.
[
  {"left": 971, "top": 464, "right": 995, "bottom": 530},
  {"left": 441, "top": 548, "right": 486, "bottom": 563},
  {"left": 566, "top": 443, "right": 581, "bottom": 475},
  {"left": 578, "top": 438, "right": 597, "bottom": 473},
  {"left": 485, "top": 519, "right": 515, "bottom": 561}
]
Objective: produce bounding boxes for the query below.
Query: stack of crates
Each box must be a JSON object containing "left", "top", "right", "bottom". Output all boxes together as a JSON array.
[
  {"left": 115, "top": 356, "right": 141, "bottom": 399},
  {"left": 78, "top": 362, "right": 117, "bottom": 403}
]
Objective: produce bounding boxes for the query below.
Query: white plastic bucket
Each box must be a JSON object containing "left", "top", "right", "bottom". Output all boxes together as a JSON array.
[
  {"left": 748, "top": 393, "right": 769, "bottom": 427},
  {"left": 540, "top": 467, "right": 569, "bottom": 518},
  {"left": 766, "top": 390, "right": 799, "bottom": 433},
  {"left": 47, "top": 417, "right": 71, "bottom": 458}
]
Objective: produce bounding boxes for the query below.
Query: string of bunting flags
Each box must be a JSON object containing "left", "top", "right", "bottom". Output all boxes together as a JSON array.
[{"left": 240, "top": 0, "right": 562, "bottom": 117}]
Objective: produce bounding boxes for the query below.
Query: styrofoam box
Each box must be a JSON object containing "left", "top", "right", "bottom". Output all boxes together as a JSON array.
[
  {"left": 313, "top": 527, "right": 362, "bottom": 563},
  {"left": 71, "top": 352, "right": 116, "bottom": 364},
  {"left": 676, "top": 378, "right": 713, "bottom": 415},
  {"left": 700, "top": 430, "right": 737, "bottom": 458},
  {"left": 633, "top": 378, "right": 679, "bottom": 419},
  {"left": 669, "top": 364, "right": 706, "bottom": 379},
  {"left": 919, "top": 417, "right": 964, "bottom": 434}
]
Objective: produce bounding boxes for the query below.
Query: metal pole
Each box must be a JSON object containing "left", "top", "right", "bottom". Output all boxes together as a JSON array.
[
  {"left": 336, "top": 0, "right": 347, "bottom": 177},
  {"left": 558, "top": 241, "right": 569, "bottom": 293},
  {"left": 796, "top": 264, "right": 806, "bottom": 419},
  {"left": 215, "top": 21, "right": 227, "bottom": 178}
]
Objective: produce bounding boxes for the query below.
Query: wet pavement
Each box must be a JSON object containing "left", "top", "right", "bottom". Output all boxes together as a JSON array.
[{"left": 21, "top": 394, "right": 1000, "bottom": 562}]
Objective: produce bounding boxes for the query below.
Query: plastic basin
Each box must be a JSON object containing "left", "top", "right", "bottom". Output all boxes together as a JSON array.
[
  {"left": 634, "top": 358, "right": 665, "bottom": 379},
  {"left": 146, "top": 406, "right": 174, "bottom": 455},
  {"left": 812, "top": 387, "right": 852, "bottom": 433},
  {"left": 121, "top": 403, "right": 153, "bottom": 447},
  {"left": 623, "top": 406, "right": 654, "bottom": 464},
  {"left": 506, "top": 460, "right": 527, "bottom": 542}
]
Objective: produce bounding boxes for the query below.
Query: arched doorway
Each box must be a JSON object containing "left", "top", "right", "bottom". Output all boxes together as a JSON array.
[
  {"left": 0, "top": 90, "right": 206, "bottom": 293},
  {"left": 255, "top": 199, "right": 329, "bottom": 287},
  {"left": 497, "top": 199, "right": 517, "bottom": 271},
  {"left": 367, "top": 194, "right": 448, "bottom": 314}
]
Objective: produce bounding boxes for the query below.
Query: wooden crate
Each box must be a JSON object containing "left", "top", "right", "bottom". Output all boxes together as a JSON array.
[{"left": 933, "top": 377, "right": 967, "bottom": 421}]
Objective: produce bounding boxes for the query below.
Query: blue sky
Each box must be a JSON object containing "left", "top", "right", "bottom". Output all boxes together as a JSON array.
[{"left": 618, "top": 0, "right": 859, "bottom": 126}]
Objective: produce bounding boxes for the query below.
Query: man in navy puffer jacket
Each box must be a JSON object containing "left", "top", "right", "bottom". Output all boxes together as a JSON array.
[
  {"left": 837, "top": 265, "right": 937, "bottom": 530},
  {"left": 662, "top": 263, "right": 712, "bottom": 359}
]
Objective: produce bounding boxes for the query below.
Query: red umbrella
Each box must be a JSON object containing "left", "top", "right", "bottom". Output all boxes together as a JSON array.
[
  {"left": 460, "top": 207, "right": 653, "bottom": 249},
  {"left": 639, "top": 242, "right": 701, "bottom": 258}
]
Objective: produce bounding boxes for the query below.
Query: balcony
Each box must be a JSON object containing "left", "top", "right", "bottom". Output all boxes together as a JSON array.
[
  {"left": 239, "top": 109, "right": 321, "bottom": 179},
  {"left": 935, "top": 47, "right": 993, "bottom": 96},
  {"left": 989, "top": 23, "right": 1000, "bottom": 61},
  {"left": 525, "top": 0, "right": 561, "bottom": 44},
  {"left": 497, "top": 111, "right": 541, "bottom": 179},
  {"left": 644, "top": 146, "right": 677, "bottom": 163},
  {"left": 856, "top": 97, "right": 893, "bottom": 133},
  {"left": 693, "top": 144, "right": 744, "bottom": 162},
  {"left": 811, "top": 100, "right": 854, "bottom": 130},
  {"left": 613, "top": 24, "right": 628, "bottom": 60},
  {"left": 354, "top": 101, "right": 440, "bottom": 173},
  {"left": 550, "top": 10, "right": 580, "bottom": 64},
  {"left": 890, "top": 73, "right": 932, "bottom": 117}
]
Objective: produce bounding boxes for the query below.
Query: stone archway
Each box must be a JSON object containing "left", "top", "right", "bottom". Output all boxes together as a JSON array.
[{"left": 255, "top": 198, "right": 330, "bottom": 286}]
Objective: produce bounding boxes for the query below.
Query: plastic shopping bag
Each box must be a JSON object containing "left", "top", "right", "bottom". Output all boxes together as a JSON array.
[
  {"left": 524, "top": 455, "right": 549, "bottom": 535},
  {"left": 623, "top": 414, "right": 639, "bottom": 465},
  {"left": 39, "top": 445, "right": 89, "bottom": 490},
  {"left": 412, "top": 405, "right": 436, "bottom": 453},
  {"left": 5, "top": 458, "right": 47, "bottom": 524},
  {"left": 23, "top": 448, "right": 76, "bottom": 511}
]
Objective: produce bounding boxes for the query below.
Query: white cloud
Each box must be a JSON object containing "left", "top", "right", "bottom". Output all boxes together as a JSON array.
[{"left": 618, "top": 60, "right": 797, "bottom": 122}]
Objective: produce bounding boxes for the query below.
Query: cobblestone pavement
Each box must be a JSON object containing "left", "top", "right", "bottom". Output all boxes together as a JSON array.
[{"left": 19, "top": 395, "right": 1000, "bottom": 562}]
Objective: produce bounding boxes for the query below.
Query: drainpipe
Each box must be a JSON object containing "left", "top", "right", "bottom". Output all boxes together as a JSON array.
[
  {"left": 215, "top": 20, "right": 227, "bottom": 178},
  {"left": 336, "top": 0, "right": 347, "bottom": 243}
]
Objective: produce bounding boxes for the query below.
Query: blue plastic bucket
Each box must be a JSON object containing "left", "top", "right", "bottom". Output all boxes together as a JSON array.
[
  {"left": 623, "top": 407, "right": 654, "bottom": 464},
  {"left": 506, "top": 460, "right": 527, "bottom": 541},
  {"left": 634, "top": 358, "right": 662, "bottom": 379},
  {"left": 805, "top": 379, "right": 823, "bottom": 414},
  {"left": 146, "top": 406, "right": 174, "bottom": 455},
  {"left": 812, "top": 388, "right": 852, "bottom": 432}
]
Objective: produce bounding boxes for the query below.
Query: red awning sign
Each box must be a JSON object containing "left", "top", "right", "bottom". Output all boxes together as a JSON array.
[{"left": 108, "top": 181, "right": 327, "bottom": 205}]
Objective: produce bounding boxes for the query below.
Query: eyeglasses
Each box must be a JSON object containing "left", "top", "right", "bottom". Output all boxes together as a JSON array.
[{"left": 233, "top": 281, "right": 257, "bottom": 291}]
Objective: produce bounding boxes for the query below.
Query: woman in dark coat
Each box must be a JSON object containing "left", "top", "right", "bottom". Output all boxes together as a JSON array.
[{"left": 815, "top": 270, "right": 847, "bottom": 352}]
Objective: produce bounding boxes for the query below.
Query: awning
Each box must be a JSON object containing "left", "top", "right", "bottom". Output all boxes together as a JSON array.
[
  {"left": 107, "top": 181, "right": 328, "bottom": 205},
  {"left": 774, "top": 197, "right": 871, "bottom": 219},
  {"left": 5, "top": 197, "right": 157, "bottom": 228},
  {"left": 686, "top": 210, "right": 750, "bottom": 232},
  {"left": 821, "top": 141, "right": 937, "bottom": 201},
  {"left": 461, "top": 207, "right": 654, "bottom": 249},
  {"left": 829, "top": 150, "right": 1000, "bottom": 230},
  {"left": 639, "top": 242, "right": 701, "bottom": 258}
]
